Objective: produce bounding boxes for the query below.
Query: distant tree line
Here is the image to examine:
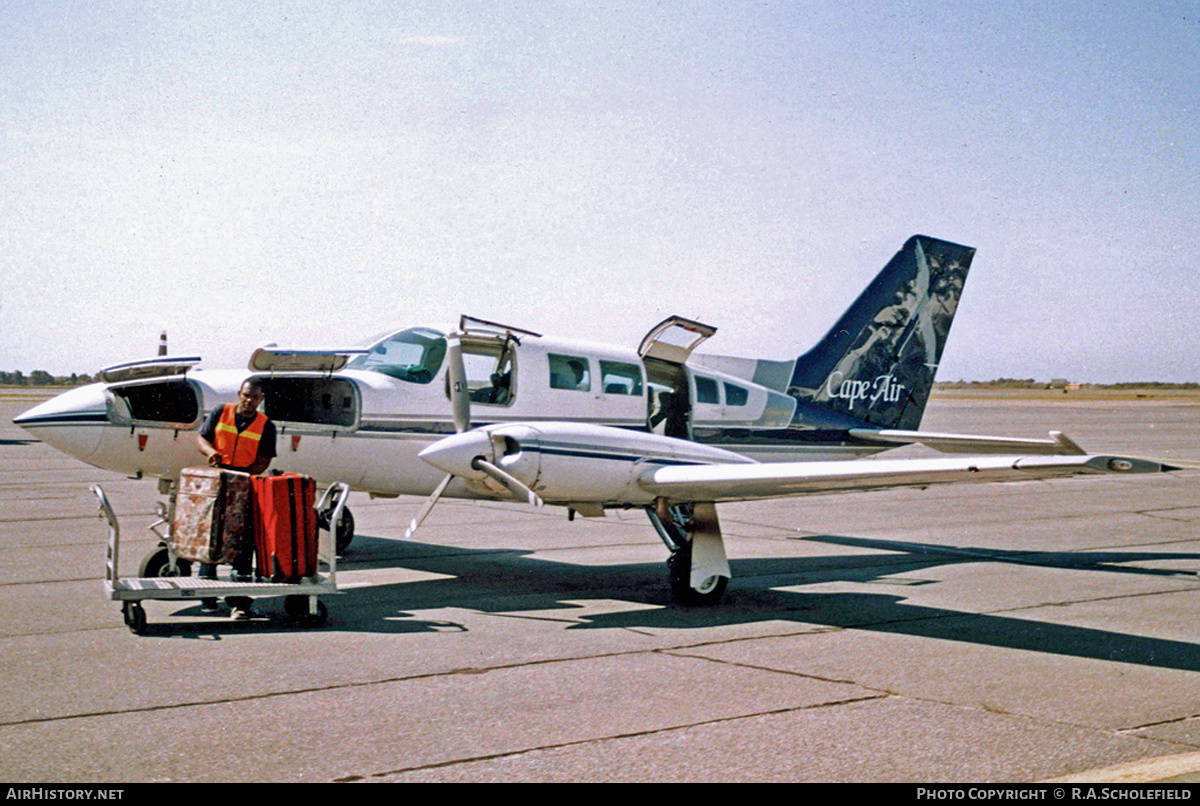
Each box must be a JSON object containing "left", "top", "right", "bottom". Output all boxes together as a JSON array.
[
  {"left": 937, "top": 379, "right": 1200, "bottom": 390},
  {"left": 1100, "top": 381, "right": 1200, "bottom": 390},
  {"left": 0, "top": 371, "right": 94, "bottom": 386},
  {"left": 946, "top": 378, "right": 1041, "bottom": 388}
]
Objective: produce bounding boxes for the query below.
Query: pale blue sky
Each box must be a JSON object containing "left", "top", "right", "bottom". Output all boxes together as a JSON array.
[{"left": 2, "top": 1, "right": 1197, "bottom": 382}]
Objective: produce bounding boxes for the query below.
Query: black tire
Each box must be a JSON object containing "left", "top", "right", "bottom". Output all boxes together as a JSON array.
[
  {"left": 318, "top": 506, "right": 355, "bottom": 554},
  {"left": 667, "top": 542, "right": 728, "bottom": 607},
  {"left": 306, "top": 600, "right": 328, "bottom": 628},
  {"left": 283, "top": 595, "right": 307, "bottom": 619},
  {"left": 137, "top": 547, "right": 192, "bottom": 578},
  {"left": 122, "top": 602, "right": 148, "bottom": 635},
  {"left": 285, "top": 595, "right": 328, "bottom": 627}
]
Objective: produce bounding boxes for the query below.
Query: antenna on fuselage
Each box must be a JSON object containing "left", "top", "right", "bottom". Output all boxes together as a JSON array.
[{"left": 158, "top": 331, "right": 167, "bottom": 356}]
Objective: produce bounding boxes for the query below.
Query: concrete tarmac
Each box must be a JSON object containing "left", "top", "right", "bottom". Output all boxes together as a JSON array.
[{"left": 2, "top": 387, "right": 1200, "bottom": 783}]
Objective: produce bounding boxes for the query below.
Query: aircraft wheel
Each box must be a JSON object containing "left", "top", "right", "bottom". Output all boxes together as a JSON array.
[
  {"left": 122, "top": 602, "right": 147, "bottom": 635},
  {"left": 137, "top": 547, "right": 191, "bottom": 578},
  {"left": 318, "top": 506, "right": 355, "bottom": 554},
  {"left": 667, "top": 543, "right": 728, "bottom": 607}
]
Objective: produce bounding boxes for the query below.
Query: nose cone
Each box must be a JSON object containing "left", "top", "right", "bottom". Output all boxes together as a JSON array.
[
  {"left": 13, "top": 384, "right": 109, "bottom": 459},
  {"left": 417, "top": 430, "right": 492, "bottom": 477}
]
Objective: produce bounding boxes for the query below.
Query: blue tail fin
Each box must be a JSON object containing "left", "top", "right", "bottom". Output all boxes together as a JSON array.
[{"left": 788, "top": 235, "right": 975, "bottom": 431}]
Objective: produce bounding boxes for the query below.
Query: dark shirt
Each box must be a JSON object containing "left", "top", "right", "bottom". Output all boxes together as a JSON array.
[{"left": 200, "top": 405, "right": 277, "bottom": 461}]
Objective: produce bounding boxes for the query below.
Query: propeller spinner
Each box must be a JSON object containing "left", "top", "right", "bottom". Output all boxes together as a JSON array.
[{"left": 405, "top": 334, "right": 543, "bottom": 539}]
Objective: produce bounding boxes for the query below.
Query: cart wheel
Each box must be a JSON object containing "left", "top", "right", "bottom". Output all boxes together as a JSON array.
[
  {"left": 284, "top": 596, "right": 328, "bottom": 628},
  {"left": 283, "top": 595, "right": 306, "bottom": 619},
  {"left": 122, "top": 602, "right": 148, "bottom": 635},
  {"left": 306, "top": 601, "right": 328, "bottom": 628},
  {"left": 138, "top": 547, "right": 191, "bottom": 578}
]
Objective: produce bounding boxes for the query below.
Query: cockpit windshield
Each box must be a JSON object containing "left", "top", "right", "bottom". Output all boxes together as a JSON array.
[{"left": 348, "top": 327, "right": 447, "bottom": 384}]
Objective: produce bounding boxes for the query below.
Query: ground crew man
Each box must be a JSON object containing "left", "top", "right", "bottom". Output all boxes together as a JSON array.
[
  {"left": 195, "top": 378, "right": 276, "bottom": 619},
  {"left": 197, "top": 378, "right": 276, "bottom": 475}
]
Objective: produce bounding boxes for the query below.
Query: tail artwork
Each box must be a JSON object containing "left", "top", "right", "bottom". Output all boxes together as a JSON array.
[{"left": 788, "top": 235, "right": 975, "bottom": 431}]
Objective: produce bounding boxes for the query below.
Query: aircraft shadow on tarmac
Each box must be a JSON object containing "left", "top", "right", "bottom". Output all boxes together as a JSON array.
[{"left": 151, "top": 529, "right": 1200, "bottom": 674}]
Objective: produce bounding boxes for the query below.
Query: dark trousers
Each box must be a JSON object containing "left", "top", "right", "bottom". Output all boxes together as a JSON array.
[{"left": 199, "top": 524, "right": 254, "bottom": 609}]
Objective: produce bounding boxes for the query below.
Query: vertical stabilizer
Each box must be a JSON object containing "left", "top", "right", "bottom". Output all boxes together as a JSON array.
[{"left": 788, "top": 235, "right": 974, "bottom": 430}]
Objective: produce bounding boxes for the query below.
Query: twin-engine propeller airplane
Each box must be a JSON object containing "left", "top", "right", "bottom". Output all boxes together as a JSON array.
[{"left": 14, "top": 235, "right": 1177, "bottom": 605}]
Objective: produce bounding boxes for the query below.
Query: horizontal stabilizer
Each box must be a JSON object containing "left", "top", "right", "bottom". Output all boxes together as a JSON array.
[
  {"left": 848, "top": 429, "right": 1087, "bottom": 455},
  {"left": 638, "top": 453, "right": 1172, "bottom": 504}
]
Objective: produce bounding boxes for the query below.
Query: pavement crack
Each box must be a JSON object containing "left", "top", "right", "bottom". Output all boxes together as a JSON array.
[
  {"left": 662, "top": 646, "right": 861, "bottom": 687},
  {"left": 1120, "top": 713, "right": 1200, "bottom": 735},
  {"left": 336, "top": 694, "right": 888, "bottom": 782}
]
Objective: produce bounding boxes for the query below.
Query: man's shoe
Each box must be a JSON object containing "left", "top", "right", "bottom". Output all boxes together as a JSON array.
[
  {"left": 231, "top": 606, "right": 254, "bottom": 621},
  {"left": 200, "top": 599, "right": 221, "bottom": 613}
]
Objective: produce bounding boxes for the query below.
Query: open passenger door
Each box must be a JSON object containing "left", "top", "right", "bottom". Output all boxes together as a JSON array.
[
  {"left": 638, "top": 316, "right": 717, "bottom": 365},
  {"left": 639, "top": 317, "right": 717, "bottom": 440}
]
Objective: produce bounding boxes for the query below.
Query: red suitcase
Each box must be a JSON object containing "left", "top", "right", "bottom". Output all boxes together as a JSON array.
[{"left": 252, "top": 472, "right": 318, "bottom": 582}]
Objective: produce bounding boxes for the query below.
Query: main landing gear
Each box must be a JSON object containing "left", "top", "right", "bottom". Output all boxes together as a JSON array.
[{"left": 646, "top": 500, "right": 731, "bottom": 606}]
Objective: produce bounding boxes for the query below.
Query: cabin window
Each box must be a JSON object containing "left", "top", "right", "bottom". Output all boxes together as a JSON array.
[
  {"left": 724, "top": 383, "right": 749, "bottom": 407},
  {"left": 348, "top": 327, "right": 446, "bottom": 384},
  {"left": 599, "top": 361, "right": 643, "bottom": 396},
  {"left": 695, "top": 376, "right": 720, "bottom": 405},
  {"left": 548, "top": 354, "right": 590, "bottom": 391}
]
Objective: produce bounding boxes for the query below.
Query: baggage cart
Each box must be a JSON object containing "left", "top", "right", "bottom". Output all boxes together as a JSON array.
[{"left": 94, "top": 481, "right": 348, "bottom": 635}]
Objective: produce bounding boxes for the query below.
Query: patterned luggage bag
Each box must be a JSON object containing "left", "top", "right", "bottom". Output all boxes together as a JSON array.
[
  {"left": 170, "top": 467, "right": 253, "bottom": 565},
  {"left": 252, "top": 472, "right": 318, "bottom": 582}
]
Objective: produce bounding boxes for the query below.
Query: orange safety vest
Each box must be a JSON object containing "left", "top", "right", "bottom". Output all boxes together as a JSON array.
[{"left": 213, "top": 404, "right": 268, "bottom": 470}]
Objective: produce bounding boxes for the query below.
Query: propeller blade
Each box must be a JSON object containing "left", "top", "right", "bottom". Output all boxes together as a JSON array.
[
  {"left": 404, "top": 473, "right": 454, "bottom": 539},
  {"left": 472, "top": 457, "right": 544, "bottom": 508},
  {"left": 446, "top": 333, "right": 470, "bottom": 433}
]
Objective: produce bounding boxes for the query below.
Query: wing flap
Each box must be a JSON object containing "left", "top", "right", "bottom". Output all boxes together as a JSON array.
[
  {"left": 849, "top": 428, "right": 1087, "bottom": 455},
  {"left": 638, "top": 454, "right": 1170, "bottom": 503}
]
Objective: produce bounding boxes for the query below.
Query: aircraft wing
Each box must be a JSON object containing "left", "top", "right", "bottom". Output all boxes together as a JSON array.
[{"left": 637, "top": 453, "right": 1174, "bottom": 504}]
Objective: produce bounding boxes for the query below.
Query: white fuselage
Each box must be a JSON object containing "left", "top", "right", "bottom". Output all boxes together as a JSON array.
[{"left": 15, "top": 328, "right": 879, "bottom": 505}]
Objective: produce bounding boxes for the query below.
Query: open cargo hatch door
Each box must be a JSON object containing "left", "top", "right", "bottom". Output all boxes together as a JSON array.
[
  {"left": 248, "top": 346, "right": 368, "bottom": 375},
  {"left": 99, "top": 356, "right": 202, "bottom": 384}
]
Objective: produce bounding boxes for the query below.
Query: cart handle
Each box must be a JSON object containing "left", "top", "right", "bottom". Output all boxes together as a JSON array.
[
  {"left": 91, "top": 485, "right": 119, "bottom": 584},
  {"left": 316, "top": 482, "right": 350, "bottom": 574}
]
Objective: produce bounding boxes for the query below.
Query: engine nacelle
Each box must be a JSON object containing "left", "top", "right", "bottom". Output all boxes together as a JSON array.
[{"left": 417, "top": 422, "right": 754, "bottom": 505}]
